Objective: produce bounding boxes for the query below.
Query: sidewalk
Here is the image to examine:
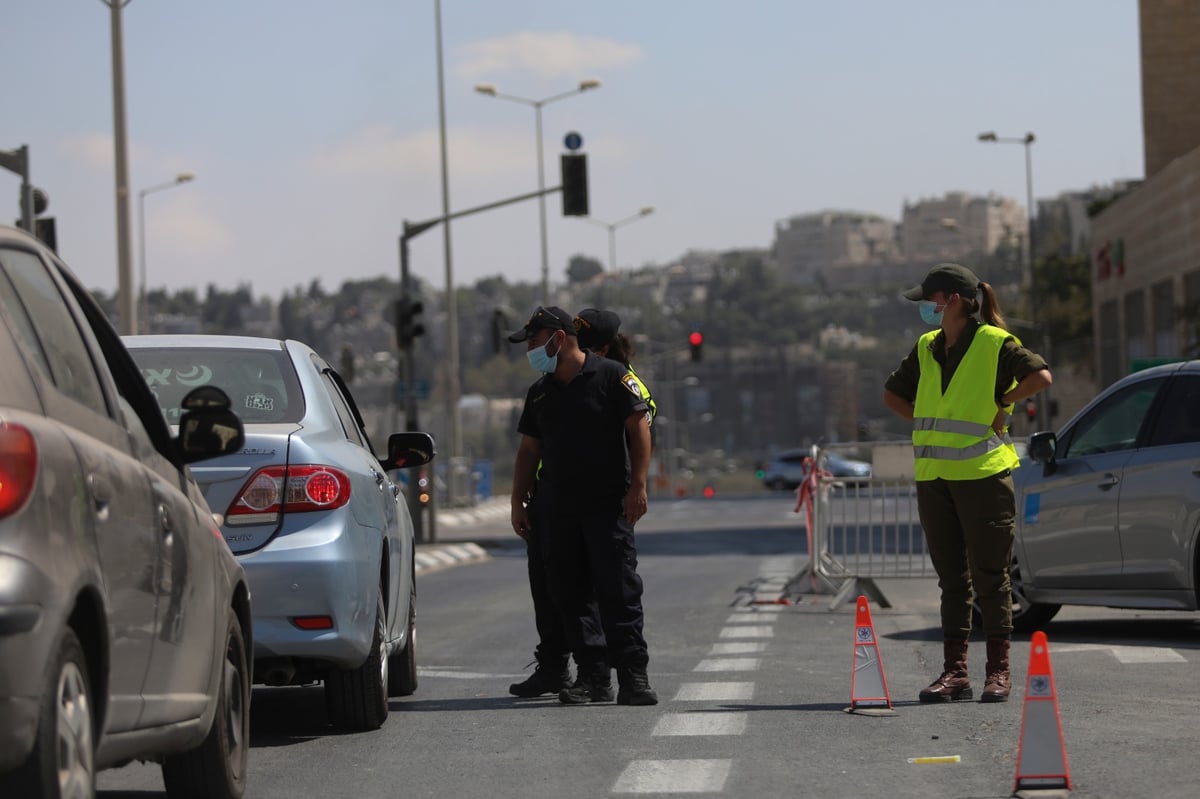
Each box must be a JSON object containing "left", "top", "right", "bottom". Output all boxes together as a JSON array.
[{"left": 414, "top": 497, "right": 514, "bottom": 575}]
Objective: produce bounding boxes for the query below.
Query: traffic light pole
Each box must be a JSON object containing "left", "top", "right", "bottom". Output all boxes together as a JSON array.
[
  {"left": 0, "top": 145, "right": 35, "bottom": 233},
  {"left": 398, "top": 182, "right": 563, "bottom": 542}
]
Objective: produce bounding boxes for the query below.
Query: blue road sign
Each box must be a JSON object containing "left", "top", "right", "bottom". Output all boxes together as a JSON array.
[{"left": 563, "top": 131, "right": 583, "bottom": 151}]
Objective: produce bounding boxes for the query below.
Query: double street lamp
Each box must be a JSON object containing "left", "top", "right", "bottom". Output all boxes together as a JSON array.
[
  {"left": 137, "top": 172, "right": 195, "bottom": 333},
  {"left": 580, "top": 206, "right": 656, "bottom": 272},
  {"left": 474, "top": 80, "right": 602, "bottom": 302}
]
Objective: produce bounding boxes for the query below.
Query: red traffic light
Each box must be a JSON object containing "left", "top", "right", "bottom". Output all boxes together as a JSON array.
[{"left": 688, "top": 331, "right": 703, "bottom": 347}]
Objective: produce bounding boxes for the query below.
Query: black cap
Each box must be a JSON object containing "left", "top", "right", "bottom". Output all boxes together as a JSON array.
[
  {"left": 902, "top": 262, "right": 983, "bottom": 301},
  {"left": 574, "top": 308, "right": 621, "bottom": 350},
  {"left": 507, "top": 305, "right": 578, "bottom": 343}
]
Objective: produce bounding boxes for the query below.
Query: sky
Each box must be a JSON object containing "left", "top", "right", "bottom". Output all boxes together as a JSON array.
[{"left": 3, "top": 1, "right": 1144, "bottom": 299}]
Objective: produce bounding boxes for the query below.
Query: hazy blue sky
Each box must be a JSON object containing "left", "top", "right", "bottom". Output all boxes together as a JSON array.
[{"left": 3, "top": 1, "right": 1143, "bottom": 297}]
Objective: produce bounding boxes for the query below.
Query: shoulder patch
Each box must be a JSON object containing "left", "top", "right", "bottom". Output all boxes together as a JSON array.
[{"left": 622, "top": 374, "right": 645, "bottom": 400}]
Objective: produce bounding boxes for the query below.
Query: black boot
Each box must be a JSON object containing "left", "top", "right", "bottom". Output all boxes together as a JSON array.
[
  {"left": 616, "top": 667, "right": 658, "bottom": 706},
  {"left": 558, "top": 668, "right": 614, "bottom": 704},
  {"left": 509, "top": 661, "right": 571, "bottom": 698}
]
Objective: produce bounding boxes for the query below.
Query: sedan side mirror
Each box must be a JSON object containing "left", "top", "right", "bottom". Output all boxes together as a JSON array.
[
  {"left": 176, "top": 385, "right": 245, "bottom": 464},
  {"left": 1028, "top": 430, "right": 1058, "bottom": 476},
  {"left": 381, "top": 431, "right": 436, "bottom": 470}
]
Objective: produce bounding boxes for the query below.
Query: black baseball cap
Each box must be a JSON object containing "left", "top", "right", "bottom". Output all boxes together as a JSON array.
[
  {"left": 574, "top": 308, "right": 621, "bottom": 350},
  {"left": 507, "top": 305, "right": 578, "bottom": 343},
  {"left": 903, "top": 262, "right": 982, "bottom": 301}
]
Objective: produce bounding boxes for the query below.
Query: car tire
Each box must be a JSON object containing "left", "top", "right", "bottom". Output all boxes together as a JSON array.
[
  {"left": 0, "top": 627, "right": 95, "bottom": 799},
  {"left": 162, "top": 608, "right": 250, "bottom": 799},
  {"left": 387, "top": 581, "right": 417, "bottom": 697},
  {"left": 325, "top": 590, "right": 388, "bottom": 731},
  {"left": 971, "top": 555, "right": 1062, "bottom": 634}
]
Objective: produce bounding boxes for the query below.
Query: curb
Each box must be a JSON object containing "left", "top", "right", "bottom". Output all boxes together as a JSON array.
[{"left": 414, "top": 542, "right": 490, "bottom": 574}]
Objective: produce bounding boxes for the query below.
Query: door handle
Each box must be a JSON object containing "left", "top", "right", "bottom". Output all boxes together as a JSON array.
[{"left": 1097, "top": 473, "right": 1119, "bottom": 489}]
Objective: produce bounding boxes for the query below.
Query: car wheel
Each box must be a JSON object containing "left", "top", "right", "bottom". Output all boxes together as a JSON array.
[
  {"left": 325, "top": 590, "right": 388, "bottom": 731},
  {"left": 0, "top": 628, "right": 95, "bottom": 799},
  {"left": 387, "top": 580, "right": 418, "bottom": 697},
  {"left": 971, "top": 555, "right": 1062, "bottom": 634},
  {"left": 162, "top": 608, "right": 249, "bottom": 799}
]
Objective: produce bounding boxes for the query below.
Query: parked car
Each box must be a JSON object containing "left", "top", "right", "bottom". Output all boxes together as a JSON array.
[
  {"left": 0, "top": 226, "right": 251, "bottom": 798},
  {"left": 124, "top": 335, "right": 435, "bottom": 731},
  {"left": 762, "top": 447, "right": 872, "bottom": 490},
  {"left": 1010, "top": 359, "right": 1200, "bottom": 632}
]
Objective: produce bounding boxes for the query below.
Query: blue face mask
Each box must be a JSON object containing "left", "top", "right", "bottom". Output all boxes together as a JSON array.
[
  {"left": 526, "top": 335, "right": 559, "bottom": 374},
  {"left": 918, "top": 300, "right": 944, "bottom": 326}
]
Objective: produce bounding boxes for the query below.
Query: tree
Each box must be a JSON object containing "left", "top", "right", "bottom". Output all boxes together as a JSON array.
[{"left": 566, "top": 254, "right": 604, "bottom": 284}]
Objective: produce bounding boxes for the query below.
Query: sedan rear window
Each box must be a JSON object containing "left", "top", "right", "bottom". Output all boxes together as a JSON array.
[{"left": 130, "top": 347, "right": 304, "bottom": 424}]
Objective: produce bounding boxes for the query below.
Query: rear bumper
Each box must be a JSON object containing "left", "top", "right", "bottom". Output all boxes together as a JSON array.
[
  {"left": 237, "top": 517, "right": 379, "bottom": 671},
  {"left": 0, "top": 554, "right": 59, "bottom": 772}
]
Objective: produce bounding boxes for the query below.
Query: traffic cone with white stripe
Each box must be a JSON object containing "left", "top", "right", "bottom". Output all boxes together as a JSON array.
[
  {"left": 849, "top": 595, "right": 893, "bottom": 712},
  {"left": 1013, "top": 631, "right": 1071, "bottom": 791}
]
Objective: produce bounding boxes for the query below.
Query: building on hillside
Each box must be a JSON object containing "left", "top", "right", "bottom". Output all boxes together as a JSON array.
[
  {"left": 900, "top": 191, "right": 1026, "bottom": 264},
  {"left": 773, "top": 211, "right": 899, "bottom": 286}
]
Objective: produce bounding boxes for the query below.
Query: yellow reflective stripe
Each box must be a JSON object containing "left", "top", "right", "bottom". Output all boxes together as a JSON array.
[{"left": 913, "top": 416, "right": 993, "bottom": 437}]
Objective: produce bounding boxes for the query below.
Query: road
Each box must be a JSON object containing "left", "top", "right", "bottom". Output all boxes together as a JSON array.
[{"left": 99, "top": 494, "right": 1200, "bottom": 798}]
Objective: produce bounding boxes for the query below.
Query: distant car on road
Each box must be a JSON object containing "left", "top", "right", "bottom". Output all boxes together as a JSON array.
[
  {"left": 1011, "top": 359, "right": 1200, "bottom": 632},
  {"left": 125, "top": 335, "right": 434, "bottom": 732},
  {"left": 0, "top": 226, "right": 251, "bottom": 799},
  {"left": 761, "top": 447, "right": 872, "bottom": 490}
]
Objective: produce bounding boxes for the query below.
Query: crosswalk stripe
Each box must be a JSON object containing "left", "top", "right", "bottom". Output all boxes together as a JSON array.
[
  {"left": 652, "top": 712, "right": 747, "bottom": 736},
  {"left": 719, "top": 625, "right": 774, "bottom": 638},
  {"left": 708, "top": 642, "right": 766, "bottom": 655},
  {"left": 693, "top": 657, "right": 760, "bottom": 672},
  {"left": 613, "top": 759, "right": 732, "bottom": 794},
  {"left": 674, "top": 682, "right": 755, "bottom": 701}
]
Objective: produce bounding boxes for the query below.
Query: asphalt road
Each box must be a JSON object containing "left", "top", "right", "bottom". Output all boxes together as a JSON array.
[{"left": 98, "top": 494, "right": 1200, "bottom": 798}]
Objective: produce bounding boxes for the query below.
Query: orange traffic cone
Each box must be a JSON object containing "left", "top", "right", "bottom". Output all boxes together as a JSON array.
[
  {"left": 849, "top": 595, "right": 892, "bottom": 712},
  {"left": 1014, "top": 631, "right": 1071, "bottom": 791}
]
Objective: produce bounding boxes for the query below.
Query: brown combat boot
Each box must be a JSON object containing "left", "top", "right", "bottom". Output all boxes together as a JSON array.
[
  {"left": 919, "top": 638, "right": 973, "bottom": 702},
  {"left": 981, "top": 637, "right": 1011, "bottom": 703}
]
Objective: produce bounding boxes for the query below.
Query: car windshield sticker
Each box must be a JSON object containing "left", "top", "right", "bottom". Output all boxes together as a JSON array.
[{"left": 245, "top": 393, "right": 275, "bottom": 412}]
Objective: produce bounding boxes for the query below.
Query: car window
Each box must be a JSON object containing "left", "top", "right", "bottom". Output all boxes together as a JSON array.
[
  {"left": 320, "top": 370, "right": 367, "bottom": 448},
  {"left": 1145, "top": 375, "right": 1200, "bottom": 447},
  {"left": 0, "top": 247, "right": 108, "bottom": 416},
  {"left": 1061, "top": 378, "right": 1165, "bottom": 458},
  {"left": 130, "top": 346, "right": 303, "bottom": 424}
]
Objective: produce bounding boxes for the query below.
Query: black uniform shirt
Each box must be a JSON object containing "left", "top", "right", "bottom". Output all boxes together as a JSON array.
[
  {"left": 517, "top": 351, "right": 648, "bottom": 508},
  {"left": 884, "top": 319, "right": 1049, "bottom": 403}
]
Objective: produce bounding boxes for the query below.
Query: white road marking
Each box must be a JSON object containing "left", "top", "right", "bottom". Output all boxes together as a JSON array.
[
  {"left": 674, "top": 682, "right": 755, "bottom": 701},
  {"left": 613, "top": 759, "right": 732, "bottom": 793},
  {"left": 693, "top": 658, "right": 760, "bottom": 672},
  {"left": 1051, "top": 643, "right": 1186, "bottom": 663},
  {"left": 417, "top": 668, "right": 524, "bottom": 679},
  {"left": 652, "top": 712, "right": 747, "bottom": 736},
  {"left": 709, "top": 642, "right": 766, "bottom": 655},
  {"left": 731, "top": 604, "right": 785, "bottom": 613},
  {"left": 719, "top": 625, "right": 774, "bottom": 638}
]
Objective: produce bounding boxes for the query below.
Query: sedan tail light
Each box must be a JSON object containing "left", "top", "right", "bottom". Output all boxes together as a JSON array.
[
  {"left": 225, "top": 465, "right": 351, "bottom": 525},
  {"left": 0, "top": 423, "right": 37, "bottom": 520}
]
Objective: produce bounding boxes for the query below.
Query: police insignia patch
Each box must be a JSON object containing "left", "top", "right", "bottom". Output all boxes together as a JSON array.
[{"left": 622, "top": 375, "right": 644, "bottom": 399}]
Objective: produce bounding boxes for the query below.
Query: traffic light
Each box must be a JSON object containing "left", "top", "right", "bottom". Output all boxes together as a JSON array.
[
  {"left": 1025, "top": 399, "right": 1036, "bottom": 423},
  {"left": 394, "top": 295, "right": 425, "bottom": 348},
  {"left": 560, "top": 153, "right": 589, "bottom": 216},
  {"left": 688, "top": 330, "right": 703, "bottom": 362}
]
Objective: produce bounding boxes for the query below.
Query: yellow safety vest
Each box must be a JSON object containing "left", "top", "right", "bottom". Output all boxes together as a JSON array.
[
  {"left": 912, "top": 325, "right": 1020, "bottom": 481},
  {"left": 625, "top": 365, "right": 656, "bottom": 421}
]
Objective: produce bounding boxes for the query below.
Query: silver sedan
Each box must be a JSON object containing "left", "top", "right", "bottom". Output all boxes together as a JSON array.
[{"left": 125, "top": 335, "right": 434, "bottom": 731}]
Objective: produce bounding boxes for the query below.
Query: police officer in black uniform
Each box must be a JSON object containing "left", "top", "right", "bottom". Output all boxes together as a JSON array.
[{"left": 509, "top": 306, "right": 657, "bottom": 706}]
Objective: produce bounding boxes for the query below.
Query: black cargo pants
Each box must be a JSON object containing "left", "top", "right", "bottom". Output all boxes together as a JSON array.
[{"left": 916, "top": 471, "right": 1016, "bottom": 639}]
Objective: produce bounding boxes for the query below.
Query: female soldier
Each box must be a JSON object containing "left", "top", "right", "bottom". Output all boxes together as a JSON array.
[{"left": 883, "top": 263, "right": 1052, "bottom": 703}]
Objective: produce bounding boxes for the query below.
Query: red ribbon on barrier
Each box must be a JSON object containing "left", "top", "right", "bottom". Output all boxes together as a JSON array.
[{"left": 792, "top": 456, "right": 831, "bottom": 567}]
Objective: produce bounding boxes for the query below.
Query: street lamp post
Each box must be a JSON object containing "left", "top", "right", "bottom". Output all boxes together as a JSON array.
[
  {"left": 580, "top": 206, "right": 655, "bottom": 272},
  {"left": 102, "top": 0, "right": 136, "bottom": 334},
  {"left": 978, "top": 130, "right": 1051, "bottom": 423},
  {"left": 137, "top": 172, "right": 195, "bottom": 333},
  {"left": 474, "top": 80, "right": 601, "bottom": 302}
]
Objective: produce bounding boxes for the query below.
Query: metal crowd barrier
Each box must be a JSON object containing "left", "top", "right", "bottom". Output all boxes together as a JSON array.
[{"left": 795, "top": 441, "right": 934, "bottom": 609}]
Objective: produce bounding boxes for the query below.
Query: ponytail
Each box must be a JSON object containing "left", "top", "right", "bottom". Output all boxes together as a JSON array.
[{"left": 977, "top": 281, "right": 1008, "bottom": 331}]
